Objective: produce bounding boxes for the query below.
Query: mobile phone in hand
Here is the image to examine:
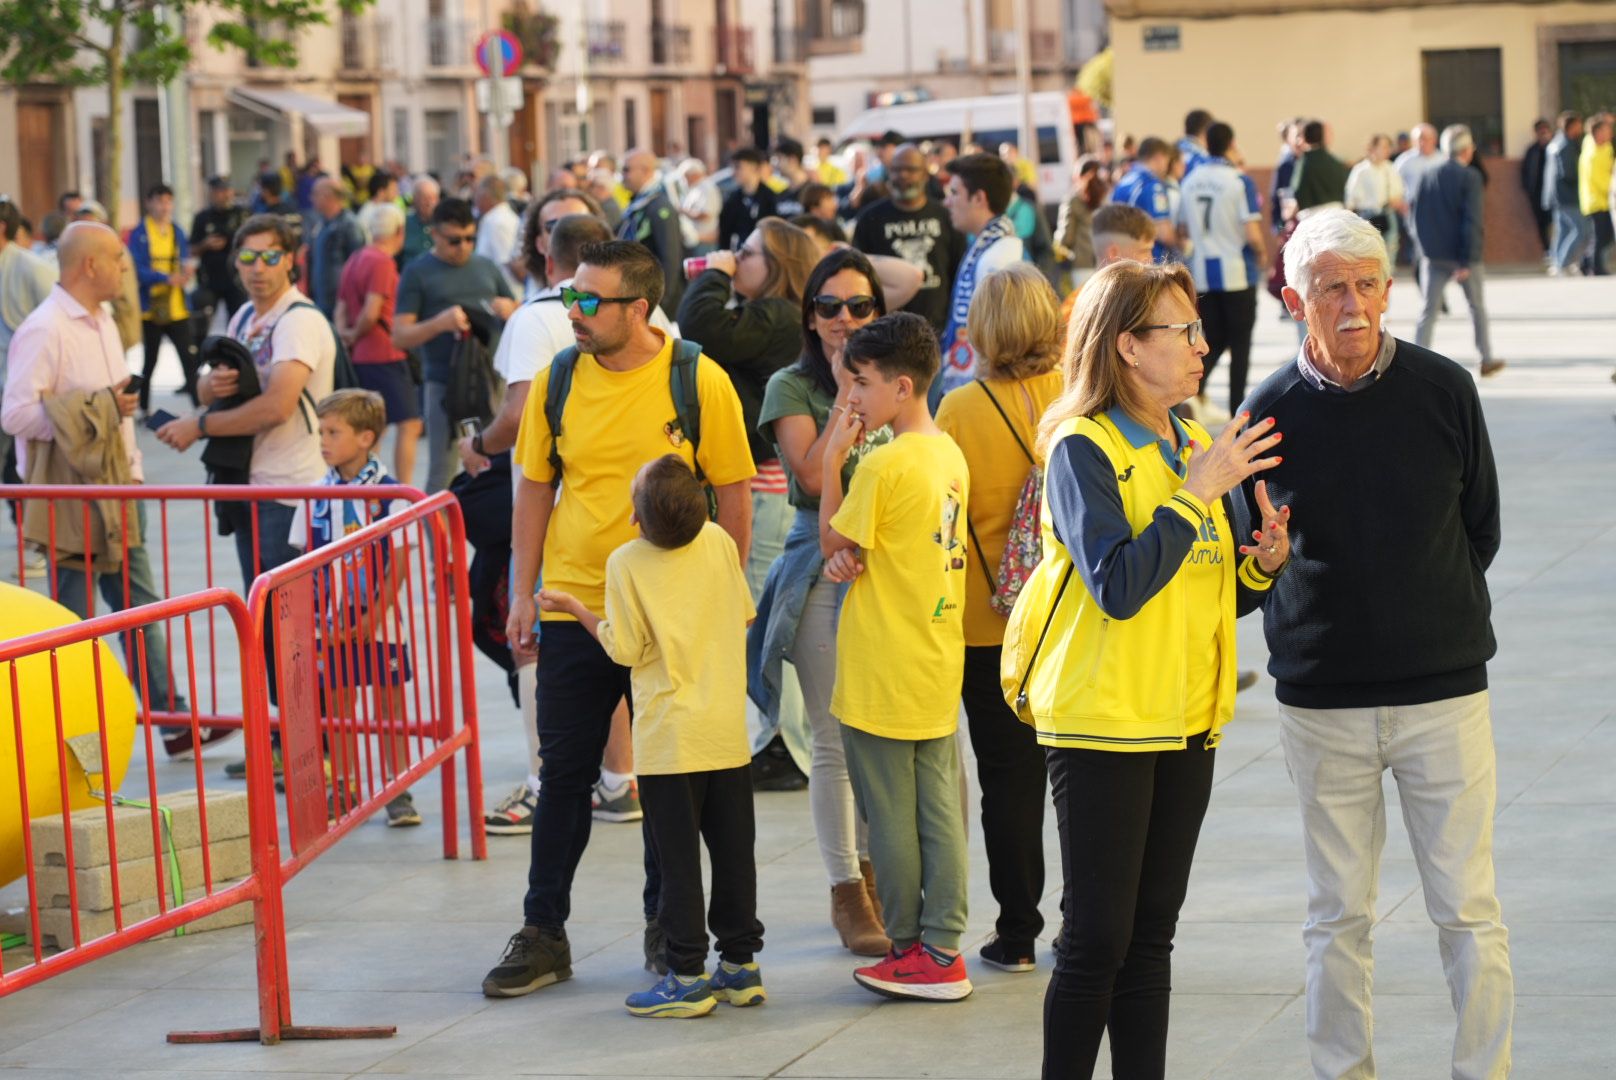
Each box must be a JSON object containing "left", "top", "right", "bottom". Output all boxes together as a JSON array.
[
  {"left": 122, "top": 374, "right": 145, "bottom": 397},
  {"left": 144, "top": 409, "right": 179, "bottom": 432}
]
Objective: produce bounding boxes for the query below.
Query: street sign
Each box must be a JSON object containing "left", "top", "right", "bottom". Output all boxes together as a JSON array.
[
  {"left": 475, "top": 76, "right": 522, "bottom": 117},
  {"left": 475, "top": 29, "right": 523, "bottom": 77}
]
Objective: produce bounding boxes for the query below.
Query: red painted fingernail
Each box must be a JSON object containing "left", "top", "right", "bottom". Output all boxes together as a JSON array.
[
  {"left": 1274, "top": 433, "right": 1283, "bottom": 442},
  {"left": 1275, "top": 456, "right": 1283, "bottom": 464}
]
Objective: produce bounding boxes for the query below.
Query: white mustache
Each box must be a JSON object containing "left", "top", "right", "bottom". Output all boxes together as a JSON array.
[{"left": 1336, "top": 318, "right": 1371, "bottom": 332}]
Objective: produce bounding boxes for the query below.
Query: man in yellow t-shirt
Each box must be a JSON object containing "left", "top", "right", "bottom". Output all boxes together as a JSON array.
[
  {"left": 131, "top": 183, "right": 197, "bottom": 415},
  {"left": 480, "top": 239, "right": 755, "bottom": 1000},
  {"left": 820, "top": 312, "right": 974, "bottom": 1003},
  {"left": 537, "top": 456, "right": 764, "bottom": 1015}
]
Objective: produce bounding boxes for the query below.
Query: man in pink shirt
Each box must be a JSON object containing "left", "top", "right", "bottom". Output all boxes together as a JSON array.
[{"left": 0, "top": 222, "right": 225, "bottom": 760}]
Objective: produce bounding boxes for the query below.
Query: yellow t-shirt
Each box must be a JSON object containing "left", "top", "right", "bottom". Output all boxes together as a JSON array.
[
  {"left": 597, "top": 524, "right": 756, "bottom": 775},
  {"left": 143, "top": 218, "right": 187, "bottom": 323},
  {"left": 935, "top": 370, "right": 1063, "bottom": 647},
  {"left": 513, "top": 332, "right": 756, "bottom": 619},
  {"left": 830, "top": 431, "right": 971, "bottom": 741},
  {"left": 1179, "top": 503, "right": 1226, "bottom": 738}
]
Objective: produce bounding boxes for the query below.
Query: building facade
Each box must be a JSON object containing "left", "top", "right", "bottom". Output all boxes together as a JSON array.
[
  {"left": 802, "top": 0, "right": 1106, "bottom": 141},
  {"left": 1107, "top": 0, "right": 1616, "bottom": 262},
  {"left": 0, "top": 0, "right": 811, "bottom": 228}
]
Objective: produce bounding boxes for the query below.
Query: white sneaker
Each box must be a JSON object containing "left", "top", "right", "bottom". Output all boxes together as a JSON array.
[{"left": 484, "top": 782, "right": 540, "bottom": 835}]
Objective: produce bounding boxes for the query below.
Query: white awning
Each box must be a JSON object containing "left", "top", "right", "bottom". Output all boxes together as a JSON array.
[{"left": 228, "top": 87, "right": 370, "bottom": 138}]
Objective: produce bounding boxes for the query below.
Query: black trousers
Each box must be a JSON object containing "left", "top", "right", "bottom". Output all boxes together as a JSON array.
[
  {"left": 1043, "top": 733, "right": 1216, "bottom": 1080},
  {"left": 1196, "top": 288, "right": 1256, "bottom": 413},
  {"left": 140, "top": 317, "right": 199, "bottom": 410},
  {"left": 522, "top": 622, "right": 659, "bottom": 929},
  {"left": 1532, "top": 205, "right": 1553, "bottom": 254},
  {"left": 639, "top": 765, "right": 764, "bottom": 976},
  {"left": 961, "top": 644, "right": 1046, "bottom": 947},
  {"left": 1587, "top": 210, "right": 1613, "bottom": 276}
]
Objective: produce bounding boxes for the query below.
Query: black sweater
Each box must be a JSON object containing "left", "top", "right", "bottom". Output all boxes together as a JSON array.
[
  {"left": 1239, "top": 338, "right": 1500, "bottom": 708},
  {"left": 675, "top": 270, "right": 801, "bottom": 463}
]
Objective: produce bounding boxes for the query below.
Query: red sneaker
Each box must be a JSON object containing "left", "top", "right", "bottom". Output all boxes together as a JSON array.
[{"left": 853, "top": 943, "right": 973, "bottom": 1001}]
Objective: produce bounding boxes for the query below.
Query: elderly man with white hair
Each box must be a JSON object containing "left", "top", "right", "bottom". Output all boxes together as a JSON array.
[
  {"left": 399, "top": 174, "right": 440, "bottom": 271},
  {"left": 1410, "top": 124, "right": 1504, "bottom": 377},
  {"left": 335, "top": 200, "right": 422, "bottom": 483},
  {"left": 1241, "top": 206, "right": 1512, "bottom": 1080}
]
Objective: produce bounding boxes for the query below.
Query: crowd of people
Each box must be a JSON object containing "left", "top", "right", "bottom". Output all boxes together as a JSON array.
[{"left": 0, "top": 100, "right": 1545, "bottom": 1077}]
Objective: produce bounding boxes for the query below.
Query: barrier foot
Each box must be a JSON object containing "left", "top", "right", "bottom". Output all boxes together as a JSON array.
[{"left": 167, "top": 1024, "right": 397, "bottom": 1045}]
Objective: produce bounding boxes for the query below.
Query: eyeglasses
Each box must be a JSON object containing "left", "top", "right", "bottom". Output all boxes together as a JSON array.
[
  {"left": 437, "top": 233, "right": 475, "bottom": 247},
  {"left": 236, "top": 249, "right": 289, "bottom": 267},
  {"left": 812, "top": 295, "right": 877, "bottom": 320},
  {"left": 561, "top": 286, "right": 638, "bottom": 317},
  {"left": 1133, "top": 318, "right": 1203, "bottom": 347}
]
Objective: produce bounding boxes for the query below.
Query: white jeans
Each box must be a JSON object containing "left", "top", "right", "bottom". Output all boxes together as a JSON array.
[{"left": 1279, "top": 691, "right": 1513, "bottom": 1080}]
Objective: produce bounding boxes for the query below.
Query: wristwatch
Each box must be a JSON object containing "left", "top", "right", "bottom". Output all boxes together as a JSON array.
[{"left": 197, "top": 413, "right": 209, "bottom": 437}]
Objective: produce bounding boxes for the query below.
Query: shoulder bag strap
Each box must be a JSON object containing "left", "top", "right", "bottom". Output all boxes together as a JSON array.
[
  {"left": 976, "top": 379, "right": 1035, "bottom": 465},
  {"left": 544, "top": 347, "right": 580, "bottom": 485}
]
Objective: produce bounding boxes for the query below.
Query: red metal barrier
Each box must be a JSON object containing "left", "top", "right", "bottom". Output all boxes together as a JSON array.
[{"left": 0, "top": 487, "right": 486, "bottom": 1045}]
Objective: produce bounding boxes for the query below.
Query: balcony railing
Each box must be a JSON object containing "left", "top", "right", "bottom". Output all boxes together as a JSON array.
[
  {"left": 341, "top": 15, "right": 393, "bottom": 73},
  {"left": 588, "top": 20, "right": 627, "bottom": 63},
  {"left": 427, "top": 18, "right": 470, "bottom": 68},
  {"left": 774, "top": 25, "right": 809, "bottom": 65},
  {"left": 714, "top": 25, "right": 755, "bottom": 74},
  {"left": 987, "top": 28, "right": 1061, "bottom": 66},
  {"left": 651, "top": 23, "right": 692, "bottom": 66}
]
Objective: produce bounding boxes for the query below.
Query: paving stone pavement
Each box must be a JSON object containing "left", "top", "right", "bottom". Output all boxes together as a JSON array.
[{"left": 1, "top": 271, "right": 1612, "bottom": 1077}]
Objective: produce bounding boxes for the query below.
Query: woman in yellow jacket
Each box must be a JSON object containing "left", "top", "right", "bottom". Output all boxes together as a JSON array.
[{"left": 1016, "top": 260, "right": 1292, "bottom": 1079}]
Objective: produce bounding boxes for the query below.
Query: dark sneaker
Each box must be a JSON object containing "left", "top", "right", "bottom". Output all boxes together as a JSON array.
[
  {"left": 484, "top": 782, "right": 539, "bottom": 835},
  {"left": 1236, "top": 670, "right": 1259, "bottom": 693},
  {"left": 750, "top": 737, "right": 807, "bottom": 792},
  {"left": 1480, "top": 359, "right": 1506, "bottom": 378},
  {"left": 162, "top": 720, "right": 237, "bottom": 761},
  {"left": 978, "top": 934, "right": 1037, "bottom": 973},
  {"left": 709, "top": 960, "right": 766, "bottom": 1006},
  {"left": 591, "top": 778, "right": 643, "bottom": 822},
  {"left": 625, "top": 971, "right": 716, "bottom": 1018},
  {"left": 643, "top": 920, "right": 669, "bottom": 975},
  {"left": 482, "top": 925, "right": 572, "bottom": 998},
  {"left": 385, "top": 792, "right": 422, "bottom": 827},
  {"left": 224, "top": 747, "right": 282, "bottom": 781}
]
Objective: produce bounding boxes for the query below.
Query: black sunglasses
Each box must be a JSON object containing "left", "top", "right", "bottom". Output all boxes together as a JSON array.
[
  {"left": 437, "top": 233, "right": 475, "bottom": 247},
  {"left": 812, "top": 295, "right": 877, "bottom": 320}
]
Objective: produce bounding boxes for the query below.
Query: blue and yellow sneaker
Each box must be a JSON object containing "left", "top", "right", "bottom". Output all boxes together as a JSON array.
[
  {"left": 709, "top": 960, "right": 766, "bottom": 1006},
  {"left": 624, "top": 971, "right": 716, "bottom": 1018}
]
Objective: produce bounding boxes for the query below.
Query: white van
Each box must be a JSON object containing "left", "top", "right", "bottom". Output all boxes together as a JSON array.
[{"left": 835, "top": 92, "right": 1100, "bottom": 208}]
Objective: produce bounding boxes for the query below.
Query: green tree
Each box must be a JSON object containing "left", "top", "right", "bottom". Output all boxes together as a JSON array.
[{"left": 0, "top": 1, "right": 372, "bottom": 227}]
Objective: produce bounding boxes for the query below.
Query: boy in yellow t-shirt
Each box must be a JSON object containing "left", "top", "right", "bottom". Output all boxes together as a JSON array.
[
  {"left": 539, "top": 455, "right": 764, "bottom": 1020},
  {"left": 819, "top": 312, "right": 973, "bottom": 1002}
]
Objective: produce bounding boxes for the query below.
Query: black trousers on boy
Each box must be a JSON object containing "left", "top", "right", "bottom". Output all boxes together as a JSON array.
[
  {"left": 140, "top": 317, "right": 199, "bottom": 410},
  {"left": 960, "top": 644, "right": 1047, "bottom": 949},
  {"left": 638, "top": 764, "right": 764, "bottom": 977},
  {"left": 1044, "top": 733, "right": 1216, "bottom": 1080}
]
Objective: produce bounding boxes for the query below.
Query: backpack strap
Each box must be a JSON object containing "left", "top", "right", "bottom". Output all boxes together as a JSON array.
[
  {"left": 976, "top": 379, "right": 1035, "bottom": 465},
  {"left": 670, "top": 339, "right": 704, "bottom": 479},
  {"left": 544, "top": 346, "right": 581, "bottom": 485}
]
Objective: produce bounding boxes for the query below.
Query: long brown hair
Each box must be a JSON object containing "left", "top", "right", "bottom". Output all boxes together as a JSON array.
[
  {"left": 1036, "top": 260, "right": 1198, "bottom": 460},
  {"left": 752, "top": 218, "right": 819, "bottom": 305}
]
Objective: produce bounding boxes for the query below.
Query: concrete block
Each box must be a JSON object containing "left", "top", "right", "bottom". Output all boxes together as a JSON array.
[
  {"left": 28, "top": 789, "right": 250, "bottom": 869},
  {"left": 33, "top": 878, "right": 254, "bottom": 950},
  {"left": 33, "top": 836, "right": 253, "bottom": 912}
]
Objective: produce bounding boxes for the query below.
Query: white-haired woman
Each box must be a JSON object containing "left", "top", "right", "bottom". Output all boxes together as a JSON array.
[{"left": 336, "top": 200, "right": 422, "bottom": 483}]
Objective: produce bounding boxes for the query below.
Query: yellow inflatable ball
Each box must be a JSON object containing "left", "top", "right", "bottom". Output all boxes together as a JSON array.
[{"left": 0, "top": 582, "right": 137, "bottom": 888}]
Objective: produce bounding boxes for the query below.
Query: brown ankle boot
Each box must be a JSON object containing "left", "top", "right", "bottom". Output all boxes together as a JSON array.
[
  {"left": 860, "top": 858, "right": 885, "bottom": 924},
  {"left": 831, "top": 880, "right": 890, "bottom": 956}
]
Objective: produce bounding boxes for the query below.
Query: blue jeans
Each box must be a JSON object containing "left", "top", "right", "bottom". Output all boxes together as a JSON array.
[
  {"left": 1551, "top": 204, "right": 1589, "bottom": 271},
  {"left": 219, "top": 499, "right": 300, "bottom": 707},
  {"left": 54, "top": 502, "right": 175, "bottom": 707}
]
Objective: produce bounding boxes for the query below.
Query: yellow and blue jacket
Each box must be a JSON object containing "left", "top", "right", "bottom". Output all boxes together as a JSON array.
[{"left": 1002, "top": 409, "right": 1278, "bottom": 751}]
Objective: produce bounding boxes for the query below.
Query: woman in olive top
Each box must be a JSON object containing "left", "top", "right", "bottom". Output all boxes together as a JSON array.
[
  {"left": 935, "top": 263, "right": 1065, "bottom": 974},
  {"left": 1024, "top": 260, "right": 1293, "bottom": 1079},
  {"left": 750, "top": 249, "right": 891, "bottom": 955},
  {"left": 676, "top": 217, "right": 822, "bottom": 597}
]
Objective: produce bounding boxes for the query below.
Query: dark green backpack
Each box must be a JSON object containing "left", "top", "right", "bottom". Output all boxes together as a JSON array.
[{"left": 543, "top": 338, "right": 706, "bottom": 488}]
